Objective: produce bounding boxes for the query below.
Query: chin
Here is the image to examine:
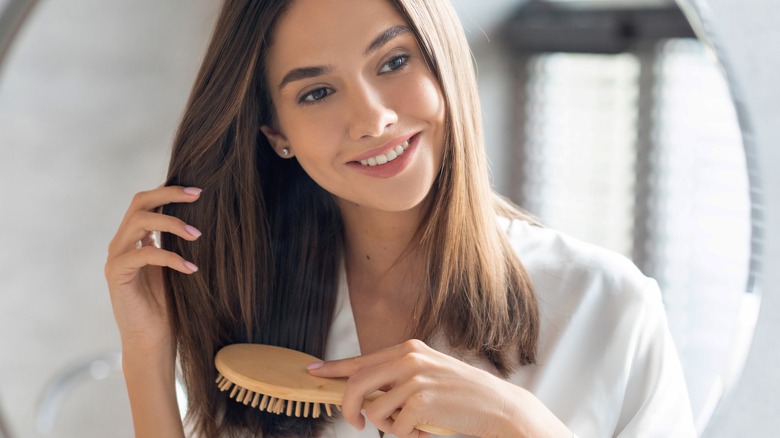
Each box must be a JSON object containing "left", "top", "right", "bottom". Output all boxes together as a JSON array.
[
  {"left": 366, "top": 189, "right": 433, "bottom": 213},
  {"left": 337, "top": 187, "right": 430, "bottom": 214}
]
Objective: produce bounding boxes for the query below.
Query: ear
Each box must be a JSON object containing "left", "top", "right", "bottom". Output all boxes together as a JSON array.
[{"left": 260, "top": 125, "right": 294, "bottom": 158}]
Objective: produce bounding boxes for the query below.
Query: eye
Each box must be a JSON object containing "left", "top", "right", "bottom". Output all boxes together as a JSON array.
[
  {"left": 379, "top": 54, "right": 410, "bottom": 73},
  {"left": 299, "top": 87, "right": 333, "bottom": 104}
]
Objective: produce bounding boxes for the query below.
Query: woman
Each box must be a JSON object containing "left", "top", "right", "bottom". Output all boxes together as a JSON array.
[{"left": 105, "top": 0, "right": 696, "bottom": 436}]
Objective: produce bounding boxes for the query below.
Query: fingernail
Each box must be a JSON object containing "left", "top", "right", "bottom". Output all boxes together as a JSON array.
[
  {"left": 184, "top": 225, "right": 202, "bottom": 238},
  {"left": 183, "top": 187, "right": 202, "bottom": 196},
  {"left": 307, "top": 361, "right": 323, "bottom": 370},
  {"left": 183, "top": 261, "right": 199, "bottom": 272}
]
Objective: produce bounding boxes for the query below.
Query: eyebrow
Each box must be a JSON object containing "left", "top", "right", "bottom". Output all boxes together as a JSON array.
[
  {"left": 364, "top": 25, "right": 410, "bottom": 56},
  {"left": 277, "top": 25, "right": 411, "bottom": 91}
]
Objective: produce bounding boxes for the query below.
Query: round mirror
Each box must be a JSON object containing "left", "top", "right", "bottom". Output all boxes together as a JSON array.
[
  {"left": 453, "top": 0, "right": 760, "bottom": 434},
  {"left": 0, "top": 0, "right": 763, "bottom": 436}
]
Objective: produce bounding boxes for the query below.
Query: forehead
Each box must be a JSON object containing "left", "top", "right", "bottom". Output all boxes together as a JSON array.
[{"left": 267, "top": 0, "right": 409, "bottom": 72}]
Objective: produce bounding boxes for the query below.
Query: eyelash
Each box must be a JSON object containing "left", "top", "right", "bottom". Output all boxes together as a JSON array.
[
  {"left": 379, "top": 53, "right": 410, "bottom": 73},
  {"left": 299, "top": 87, "right": 332, "bottom": 104},
  {"left": 297, "top": 53, "right": 411, "bottom": 105}
]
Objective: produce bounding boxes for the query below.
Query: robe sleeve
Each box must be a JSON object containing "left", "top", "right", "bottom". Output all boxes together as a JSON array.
[{"left": 615, "top": 278, "right": 696, "bottom": 437}]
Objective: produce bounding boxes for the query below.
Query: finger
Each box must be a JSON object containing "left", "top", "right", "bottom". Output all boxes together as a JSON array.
[
  {"left": 108, "top": 246, "right": 197, "bottom": 283},
  {"left": 112, "top": 210, "right": 202, "bottom": 254},
  {"left": 340, "top": 361, "right": 413, "bottom": 430},
  {"left": 138, "top": 230, "right": 160, "bottom": 248},
  {"left": 364, "top": 382, "right": 413, "bottom": 429},
  {"left": 371, "top": 412, "right": 396, "bottom": 437},
  {"left": 344, "top": 350, "right": 434, "bottom": 403},
  {"left": 126, "top": 186, "right": 202, "bottom": 216},
  {"left": 351, "top": 414, "right": 367, "bottom": 432},
  {"left": 309, "top": 339, "right": 429, "bottom": 378},
  {"left": 307, "top": 356, "right": 363, "bottom": 378},
  {"left": 392, "top": 386, "right": 452, "bottom": 437},
  {"left": 365, "top": 371, "right": 444, "bottom": 435},
  {"left": 370, "top": 403, "right": 421, "bottom": 438},
  {"left": 369, "top": 400, "right": 435, "bottom": 438},
  {"left": 112, "top": 186, "right": 203, "bottom": 251},
  {"left": 391, "top": 407, "right": 424, "bottom": 438}
]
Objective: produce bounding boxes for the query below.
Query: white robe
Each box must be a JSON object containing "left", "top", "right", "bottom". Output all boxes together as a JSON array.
[{"left": 319, "top": 219, "right": 696, "bottom": 438}]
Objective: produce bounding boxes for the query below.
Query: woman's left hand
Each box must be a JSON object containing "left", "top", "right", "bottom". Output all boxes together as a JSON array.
[{"left": 307, "top": 339, "right": 571, "bottom": 438}]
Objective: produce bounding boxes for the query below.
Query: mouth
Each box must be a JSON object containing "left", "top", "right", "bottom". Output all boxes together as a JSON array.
[
  {"left": 349, "top": 133, "right": 418, "bottom": 167},
  {"left": 358, "top": 139, "right": 411, "bottom": 167}
]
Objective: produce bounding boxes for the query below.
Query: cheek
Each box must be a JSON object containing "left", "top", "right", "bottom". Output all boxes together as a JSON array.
[
  {"left": 401, "top": 76, "right": 446, "bottom": 171},
  {"left": 277, "top": 109, "right": 342, "bottom": 161},
  {"left": 400, "top": 75, "right": 445, "bottom": 123},
  {"left": 278, "top": 113, "right": 346, "bottom": 191}
]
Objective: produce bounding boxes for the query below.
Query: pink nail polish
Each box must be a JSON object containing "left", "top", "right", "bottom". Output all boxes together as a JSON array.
[
  {"left": 183, "top": 261, "right": 199, "bottom": 272},
  {"left": 307, "top": 362, "right": 323, "bottom": 370},
  {"left": 183, "top": 187, "right": 202, "bottom": 196},
  {"left": 184, "top": 225, "right": 202, "bottom": 238}
]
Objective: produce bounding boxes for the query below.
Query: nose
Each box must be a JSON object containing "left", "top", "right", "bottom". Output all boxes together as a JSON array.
[{"left": 346, "top": 81, "right": 398, "bottom": 140}]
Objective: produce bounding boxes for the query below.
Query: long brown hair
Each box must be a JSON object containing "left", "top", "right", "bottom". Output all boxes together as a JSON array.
[{"left": 161, "top": 0, "right": 538, "bottom": 436}]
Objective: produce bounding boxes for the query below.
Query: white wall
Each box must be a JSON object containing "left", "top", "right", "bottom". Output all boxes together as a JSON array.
[{"left": 0, "top": 1, "right": 217, "bottom": 436}]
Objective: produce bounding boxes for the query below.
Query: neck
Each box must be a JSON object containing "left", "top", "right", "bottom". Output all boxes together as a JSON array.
[
  {"left": 337, "top": 198, "right": 427, "bottom": 284},
  {"left": 336, "top": 199, "right": 430, "bottom": 349}
]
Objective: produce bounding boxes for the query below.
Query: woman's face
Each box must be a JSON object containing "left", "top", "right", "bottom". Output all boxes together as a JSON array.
[{"left": 262, "top": 0, "right": 446, "bottom": 213}]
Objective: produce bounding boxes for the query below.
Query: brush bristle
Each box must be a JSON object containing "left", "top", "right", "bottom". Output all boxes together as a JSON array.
[{"left": 216, "top": 373, "right": 341, "bottom": 419}]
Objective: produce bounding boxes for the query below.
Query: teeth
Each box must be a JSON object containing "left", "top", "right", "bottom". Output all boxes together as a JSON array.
[{"left": 359, "top": 140, "right": 410, "bottom": 167}]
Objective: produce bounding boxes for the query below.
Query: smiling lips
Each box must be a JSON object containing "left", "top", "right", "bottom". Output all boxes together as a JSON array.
[{"left": 359, "top": 139, "right": 411, "bottom": 166}]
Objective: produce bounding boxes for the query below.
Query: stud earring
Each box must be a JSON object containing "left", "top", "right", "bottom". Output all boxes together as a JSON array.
[{"left": 281, "top": 147, "right": 290, "bottom": 157}]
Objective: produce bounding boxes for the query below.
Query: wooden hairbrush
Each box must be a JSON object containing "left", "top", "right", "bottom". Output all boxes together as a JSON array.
[{"left": 214, "top": 343, "right": 454, "bottom": 435}]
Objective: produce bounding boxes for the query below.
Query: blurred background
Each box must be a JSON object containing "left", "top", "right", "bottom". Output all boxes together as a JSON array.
[{"left": 0, "top": 0, "right": 777, "bottom": 436}]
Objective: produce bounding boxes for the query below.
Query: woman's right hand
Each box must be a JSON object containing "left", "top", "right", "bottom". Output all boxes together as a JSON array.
[{"left": 104, "top": 186, "right": 203, "bottom": 355}]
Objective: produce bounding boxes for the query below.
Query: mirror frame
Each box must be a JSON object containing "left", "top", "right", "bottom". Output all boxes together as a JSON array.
[
  {"left": 0, "top": 2, "right": 39, "bottom": 437},
  {"left": 673, "top": 0, "right": 764, "bottom": 431},
  {"left": 0, "top": 0, "right": 37, "bottom": 75}
]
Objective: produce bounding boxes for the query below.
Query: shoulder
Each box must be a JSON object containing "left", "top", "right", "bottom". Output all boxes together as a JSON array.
[
  {"left": 498, "top": 217, "right": 669, "bottom": 374},
  {"left": 498, "top": 218, "right": 695, "bottom": 436},
  {"left": 500, "top": 217, "right": 662, "bottom": 320}
]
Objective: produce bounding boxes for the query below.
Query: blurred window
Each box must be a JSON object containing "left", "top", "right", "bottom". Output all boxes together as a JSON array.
[{"left": 510, "top": 37, "right": 750, "bottom": 424}]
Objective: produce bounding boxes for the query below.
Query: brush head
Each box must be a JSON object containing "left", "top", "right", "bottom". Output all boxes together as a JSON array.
[{"left": 215, "top": 343, "right": 346, "bottom": 417}]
